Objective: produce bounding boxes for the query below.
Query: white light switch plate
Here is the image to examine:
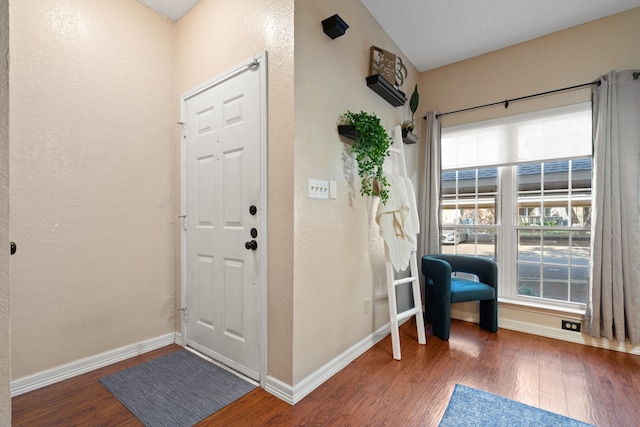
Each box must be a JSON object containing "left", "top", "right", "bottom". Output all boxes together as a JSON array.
[{"left": 308, "top": 178, "right": 329, "bottom": 199}]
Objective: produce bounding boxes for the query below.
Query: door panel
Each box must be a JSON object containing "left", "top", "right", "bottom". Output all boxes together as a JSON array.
[{"left": 183, "top": 58, "right": 263, "bottom": 381}]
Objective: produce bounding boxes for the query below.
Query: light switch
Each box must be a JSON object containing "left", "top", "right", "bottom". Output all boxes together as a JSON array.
[
  {"left": 329, "top": 180, "right": 337, "bottom": 199},
  {"left": 308, "top": 178, "right": 329, "bottom": 199}
]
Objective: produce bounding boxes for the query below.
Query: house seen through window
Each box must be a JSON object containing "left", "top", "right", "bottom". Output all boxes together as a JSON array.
[{"left": 440, "top": 103, "right": 592, "bottom": 309}]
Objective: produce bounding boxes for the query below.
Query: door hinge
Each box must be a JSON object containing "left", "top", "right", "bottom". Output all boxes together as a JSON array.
[
  {"left": 178, "top": 122, "right": 187, "bottom": 139},
  {"left": 178, "top": 307, "right": 187, "bottom": 322},
  {"left": 179, "top": 215, "right": 187, "bottom": 230}
]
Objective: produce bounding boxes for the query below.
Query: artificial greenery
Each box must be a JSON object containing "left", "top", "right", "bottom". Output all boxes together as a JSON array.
[
  {"left": 402, "top": 84, "right": 420, "bottom": 132},
  {"left": 342, "top": 110, "right": 392, "bottom": 204},
  {"left": 409, "top": 84, "right": 420, "bottom": 124}
]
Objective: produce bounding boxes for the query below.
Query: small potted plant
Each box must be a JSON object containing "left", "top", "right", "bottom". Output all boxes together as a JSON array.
[
  {"left": 338, "top": 110, "right": 391, "bottom": 204},
  {"left": 401, "top": 84, "right": 419, "bottom": 144}
]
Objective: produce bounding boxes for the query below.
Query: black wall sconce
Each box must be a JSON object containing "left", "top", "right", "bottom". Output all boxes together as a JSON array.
[{"left": 322, "top": 14, "right": 349, "bottom": 39}]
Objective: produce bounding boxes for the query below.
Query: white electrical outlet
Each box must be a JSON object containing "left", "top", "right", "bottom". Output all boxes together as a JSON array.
[
  {"left": 364, "top": 297, "right": 370, "bottom": 314},
  {"left": 308, "top": 178, "right": 329, "bottom": 199}
]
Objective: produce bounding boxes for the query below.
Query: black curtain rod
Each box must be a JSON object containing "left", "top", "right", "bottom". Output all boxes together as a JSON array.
[{"left": 430, "top": 79, "right": 600, "bottom": 119}]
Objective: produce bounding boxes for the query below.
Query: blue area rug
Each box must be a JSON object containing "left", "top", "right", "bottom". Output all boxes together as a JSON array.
[
  {"left": 439, "top": 384, "right": 594, "bottom": 427},
  {"left": 100, "top": 349, "right": 256, "bottom": 427}
]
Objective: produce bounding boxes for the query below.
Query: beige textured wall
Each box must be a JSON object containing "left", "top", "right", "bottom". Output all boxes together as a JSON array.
[
  {"left": 174, "top": 0, "right": 295, "bottom": 384},
  {"left": 8, "top": 0, "right": 634, "bottom": 398},
  {"left": 0, "top": 0, "right": 10, "bottom": 422},
  {"left": 293, "top": 0, "right": 419, "bottom": 383},
  {"left": 9, "top": 0, "right": 176, "bottom": 379},
  {"left": 421, "top": 7, "right": 640, "bottom": 127},
  {"left": 419, "top": 8, "right": 640, "bottom": 331}
]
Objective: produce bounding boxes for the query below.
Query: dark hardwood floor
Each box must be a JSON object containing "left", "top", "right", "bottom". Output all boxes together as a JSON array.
[{"left": 12, "top": 319, "right": 640, "bottom": 426}]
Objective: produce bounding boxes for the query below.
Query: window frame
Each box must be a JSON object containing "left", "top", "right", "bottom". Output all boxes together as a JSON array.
[
  {"left": 440, "top": 168, "right": 500, "bottom": 259},
  {"left": 501, "top": 161, "right": 590, "bottom": 310},
  {"left": 440, "top": 103, "right": 592, "bottom": 311}
]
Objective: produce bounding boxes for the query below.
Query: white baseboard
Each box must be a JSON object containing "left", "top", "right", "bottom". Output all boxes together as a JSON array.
[
  {"left": 263, "top": 375, "right": 295, "bottom": 404},
  {"left": 450, "top": 308, "right": 640, "bottom": 355},
  {"left": 21, "top": 312, "right": 633, "bottom": 404},
  {"left": 265, "top": 323, "right": 393, "bottom": 405},
  {"left": 450, "top": 308, "right": 479, "bottom": 324},
  {"left": 499, "top": 318, "right": 640, "bottom": 355},
  {"left": 11, "top": 324, "right": 393, "bottom": 404},
  {"left": 11, "top": 332, "right": 178, "bottom": 397}
]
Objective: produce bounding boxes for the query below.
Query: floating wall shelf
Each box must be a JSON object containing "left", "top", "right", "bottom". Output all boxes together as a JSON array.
[
  {"left": 366, "top": 74, "right": 407, "bottom": 107},
  {"left": 337, "top": 125, "right": 358, "bottom": 141},
  {"left": 402, "top": 128, "right": 419, "bottom": 144}
]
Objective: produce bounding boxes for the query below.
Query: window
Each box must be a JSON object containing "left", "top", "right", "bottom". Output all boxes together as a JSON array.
[
  {"left": 441, "top": 168, "right": 498, "bottom": 259},
  {"left": 441, "top": 103, "right": 592, "bottom": 309}
]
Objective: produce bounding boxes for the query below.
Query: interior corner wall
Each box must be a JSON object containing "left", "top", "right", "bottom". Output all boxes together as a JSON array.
[
  {"left": 292, "top": 0, "right": 419, "bottom": 383},
  {"left": 174, "top": 0, "right": 296, "bottom": 385},
  {"left": 9, "top": 0, "right": 176, "bottom": 379},
  {"left": 418, "top": 7, "right": 640, "bottom": 342},
  {"left": 0, "top": 0, "right": 10, "bottom": 422}
]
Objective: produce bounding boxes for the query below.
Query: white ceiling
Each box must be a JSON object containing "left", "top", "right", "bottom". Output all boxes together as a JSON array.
[
  {"left": 136, "top": 0, "right": 200, "bottom": 21},
  {"left": 137, "top": 0, "right": 640, "bottom": 72}
]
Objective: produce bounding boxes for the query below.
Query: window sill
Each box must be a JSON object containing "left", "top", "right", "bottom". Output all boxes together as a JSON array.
[{"left": 498, "top": 297, "right": 586, "bottom": 317}]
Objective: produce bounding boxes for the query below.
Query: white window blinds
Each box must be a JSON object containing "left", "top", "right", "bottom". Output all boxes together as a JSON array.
[{"left": 441, "top": 102, "right": 592, "bottom": 171}]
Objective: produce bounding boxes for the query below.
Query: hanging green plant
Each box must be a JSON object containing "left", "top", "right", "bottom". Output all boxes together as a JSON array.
[{"left": 340, "top": 110, "right": 392, "bottom": 204}]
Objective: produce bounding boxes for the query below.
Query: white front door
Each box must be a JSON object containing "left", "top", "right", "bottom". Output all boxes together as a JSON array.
[{"left": 181, "top": 54, "right": 266, "bottom": 381}]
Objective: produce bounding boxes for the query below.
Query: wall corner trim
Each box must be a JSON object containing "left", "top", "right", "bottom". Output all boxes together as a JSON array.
[
  {"left": 11, "top": 333, "right": 178, "bottom": 397},
  {"left": 265, "top": 323, "right": 393, "bottom": 405}
]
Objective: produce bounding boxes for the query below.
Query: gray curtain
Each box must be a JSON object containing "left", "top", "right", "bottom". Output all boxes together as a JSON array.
[
  {"left": 419, "top": 111, "right": 441, "bottom": 257},
  {"left": 585, "top": 70, "right": 640, "bottom": 344}
]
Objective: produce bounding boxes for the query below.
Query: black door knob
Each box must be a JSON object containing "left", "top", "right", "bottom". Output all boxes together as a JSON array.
[
  {"left": 245, "top": 240, "right": 258, "bottom": 250},
  {"left": 10, "top": 242, "right": 16, "bottom": 255}
]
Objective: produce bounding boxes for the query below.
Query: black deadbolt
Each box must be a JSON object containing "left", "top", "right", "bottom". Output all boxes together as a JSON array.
[
  {"left": 10, "top": 242, "right": 16, "bottom": 255},
  {"left": 251, "top": 228, "right": 258, "bottom": 238},
  {"left": 249, "top": 205, "right": 257, "bottom": 215}
]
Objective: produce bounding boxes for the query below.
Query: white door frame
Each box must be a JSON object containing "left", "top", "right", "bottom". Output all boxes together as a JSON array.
[{"left": 179, "top": 51, "right": 268, "bottom": 386}]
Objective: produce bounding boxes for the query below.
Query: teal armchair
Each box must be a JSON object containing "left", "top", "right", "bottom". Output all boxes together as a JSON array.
[{"left": 421, "top": 255, "right": 498, "bottom": 340}]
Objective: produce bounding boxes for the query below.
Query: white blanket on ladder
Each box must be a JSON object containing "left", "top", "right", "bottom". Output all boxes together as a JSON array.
[{"left": 376, "top": 174, "right": 420, "bottom": 272}]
